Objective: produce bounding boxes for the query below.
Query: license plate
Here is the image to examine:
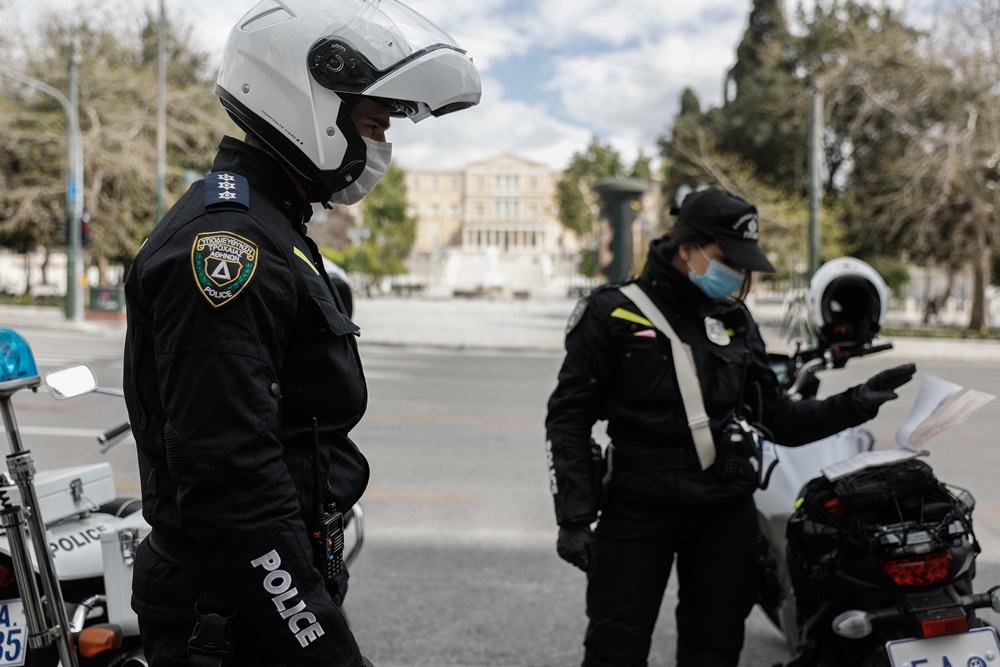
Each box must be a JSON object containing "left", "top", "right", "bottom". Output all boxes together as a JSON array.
[
  {"left": 0, "top": 599, "right": 26, "bottom": 667},
  {"left": 887, "top": 626, "right": 1000, "bottom": 667}
]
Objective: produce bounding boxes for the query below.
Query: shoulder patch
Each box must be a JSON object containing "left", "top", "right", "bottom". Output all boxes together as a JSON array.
[
  {"left": 204, "top": 172, "right": 249, "bottom": 210},
  {"left": 191, "top": 231, "right": 259, "bottom": 308},
  {"left": 566, "top": 299, "right": 588, "bottom": 335}
]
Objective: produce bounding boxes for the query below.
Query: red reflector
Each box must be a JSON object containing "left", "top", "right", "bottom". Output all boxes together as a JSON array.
[
  {"left": 880, "top": 551, "right": 952, "bottom": 587},
  {"left": 0, "top": 564, "right": 15, "bottom": 588},
  {"left": 921, "top": 615, "right": 969, "bottom": 638},
  {"left": 78, "top": 627, "right": 120, "bottom": 657},
  {"left": 823, "top": 496, "right": 844, "bottom": 517}
]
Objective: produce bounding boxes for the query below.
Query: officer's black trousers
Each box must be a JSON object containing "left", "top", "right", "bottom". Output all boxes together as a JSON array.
[
  {"left": 582, "top": 488, "right": 758, "bottom": 667},
  {"left": 139, "top": 615, "right": 289, "bottom": 667}
]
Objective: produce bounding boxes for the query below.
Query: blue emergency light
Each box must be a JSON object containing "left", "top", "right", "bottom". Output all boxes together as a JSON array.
[{"left": 0, "top": 329, "right": 39, "bottom": 390}]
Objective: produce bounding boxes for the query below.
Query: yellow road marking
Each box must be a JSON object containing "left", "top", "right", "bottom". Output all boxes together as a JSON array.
[
  {"left": 364, "top": 414, "right": 536, "bottom": 427},
  {"left": 115, "top": 481, "right": 475, "bottom": 501}
]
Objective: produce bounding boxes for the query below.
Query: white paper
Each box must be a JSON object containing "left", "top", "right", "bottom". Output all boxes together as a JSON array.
[
  {"left": 895, "top": 375, "right": 963, "bottom": 450},
  {"left": 821, "top": 448, "right": 923, "bottom": 481},
  {"left": 909, "top": 389, "right": 995, "bottom": 448}
]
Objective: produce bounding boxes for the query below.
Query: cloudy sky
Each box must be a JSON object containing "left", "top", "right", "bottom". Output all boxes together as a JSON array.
[{"left": 7, "top": 0, "right": 939, "bottom": 172}]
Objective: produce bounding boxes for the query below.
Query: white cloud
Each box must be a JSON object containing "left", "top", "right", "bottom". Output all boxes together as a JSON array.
[
  {"left": 389, "top": 75, "right": 592, "bottom": 171},
  {"left": 4, "top": 0, "right": 944, "bottom": 174}
]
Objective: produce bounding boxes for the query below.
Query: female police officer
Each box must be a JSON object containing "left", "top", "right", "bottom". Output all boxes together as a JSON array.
[{"left": 544, "top": 188, "right": 915, "bottom": 667}]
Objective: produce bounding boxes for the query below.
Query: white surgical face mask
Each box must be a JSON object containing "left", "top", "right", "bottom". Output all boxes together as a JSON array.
[{"left": 328, "top": 137, "right": 392, "bottom": 206}]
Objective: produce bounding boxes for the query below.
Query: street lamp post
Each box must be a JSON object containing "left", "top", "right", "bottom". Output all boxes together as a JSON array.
[
  {"left": 155, "top": 0, "right": 167, "bottom": 224},
  {"left": 0, "top": 51, "right": 85, "bottom": 322}
]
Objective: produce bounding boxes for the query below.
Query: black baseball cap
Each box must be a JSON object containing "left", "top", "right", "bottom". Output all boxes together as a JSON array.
[{"left": 671, "top": 188, "right": 776, "bottom": 273}]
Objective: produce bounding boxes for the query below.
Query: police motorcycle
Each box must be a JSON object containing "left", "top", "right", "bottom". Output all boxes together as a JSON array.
[
  {"left": 0, "top": 328, "right": 151, "bottom": 666},
  {"left": 752, "top": 258, "right": 1000, "bottom": 667}
]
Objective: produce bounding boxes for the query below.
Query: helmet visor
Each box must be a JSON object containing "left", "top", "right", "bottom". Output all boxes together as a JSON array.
[{"left": 325, "top": 0, "right": 463, "bottom": 72}]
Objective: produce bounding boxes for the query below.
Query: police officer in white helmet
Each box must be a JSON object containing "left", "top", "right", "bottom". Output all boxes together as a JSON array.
[{"left": 123, "top": 2, "right": 480, "bottom": 665}]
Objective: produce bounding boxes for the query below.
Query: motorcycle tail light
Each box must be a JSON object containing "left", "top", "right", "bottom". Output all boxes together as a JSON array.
[
  {"left": 880, "top": 551, "right": 952, "bottom": 587},
  {"left": 919, "top": 612, "right": 968, "bottom": 638}
]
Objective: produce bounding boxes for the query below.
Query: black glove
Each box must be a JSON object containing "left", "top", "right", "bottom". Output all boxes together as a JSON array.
[
  {"left": 557, "top": 524, "right": 594, "bottom": 572},
  {"left": 854, "top": 364, "right": 916, "bottom": 417}
]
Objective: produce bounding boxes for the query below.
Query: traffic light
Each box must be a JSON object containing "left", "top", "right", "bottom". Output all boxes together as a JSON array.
[{"left": 81, "top": 211, "right": 92, "bottom": 248}]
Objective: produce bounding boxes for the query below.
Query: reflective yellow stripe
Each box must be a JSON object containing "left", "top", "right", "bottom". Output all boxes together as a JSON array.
[
  {"left": 293, "top": 246, "right": 320, "bottom": 275},
  {"left": 610, "top": 307, "right": 654, "bottom": 328}
]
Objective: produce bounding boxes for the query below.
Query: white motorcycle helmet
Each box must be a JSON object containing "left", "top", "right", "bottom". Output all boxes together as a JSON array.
[
  {"left": 806, "top": 257, "right": 888, "bottom": 345},
  {"left": 216, "top": 0, "right": 482, "bottom": 203}
]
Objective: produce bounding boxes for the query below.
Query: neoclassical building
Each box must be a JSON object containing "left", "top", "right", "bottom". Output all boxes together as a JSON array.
[{"left": 403, "top": 153, "right": 584, "bottom": 297}]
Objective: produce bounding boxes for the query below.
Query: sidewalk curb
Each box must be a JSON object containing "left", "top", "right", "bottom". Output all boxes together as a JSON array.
[{"left": 3, "top": 302, "right": 1000, "bottom": 361}]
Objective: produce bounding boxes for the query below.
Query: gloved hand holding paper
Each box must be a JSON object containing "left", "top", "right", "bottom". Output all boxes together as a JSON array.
[{"left": 895, "top": 374, "right": 995, "bottom": 450}]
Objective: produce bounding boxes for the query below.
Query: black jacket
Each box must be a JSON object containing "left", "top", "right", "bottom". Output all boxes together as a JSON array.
[
  {"left": 123, "top": 137, "right": 368, "bottom": 665},
  {"left": 545, "top": 239, "right": 871, "bottom": 527}
]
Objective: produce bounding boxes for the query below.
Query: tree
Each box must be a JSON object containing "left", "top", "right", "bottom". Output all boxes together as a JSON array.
[
  {"left": 655, "top": 0, "right": 1000, "bottom": 323},
  {"left": 555, "top": 136, "right": 626, "bottom": 237},
  {"left": 555, "top": 137, "right": 655, "bottom": 278},
  {"left": 0, "top": 1, "right": 230, "bottom": 289},
  {"left": 323, "top": 164, "right": 416, "bottom": 279},
  {"left": 718, "top": 0, "right": 809, "bottom": 196},
  {"left": 791, "top": 2, "right": 998, "bottom": 327}
]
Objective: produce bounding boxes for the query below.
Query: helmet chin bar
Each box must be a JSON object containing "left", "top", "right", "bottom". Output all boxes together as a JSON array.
[{"left": 217, "top": 86, "right": 366, "bottom": 203}]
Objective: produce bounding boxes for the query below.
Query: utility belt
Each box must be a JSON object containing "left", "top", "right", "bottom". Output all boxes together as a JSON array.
[
  {"left": 606, "top": 444, "right": 700, "bottom": 473},
  {"left": 147, "top": 529, "right": 207, "bottom": 574}
]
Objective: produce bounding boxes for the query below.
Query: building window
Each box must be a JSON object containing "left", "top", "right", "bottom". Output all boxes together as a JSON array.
[
  {"left": 431, "top": 176, "right": 438, "bottom": 190},
  {"left": 410, "top": 177, "right": 419, "bottom": 190},
  {"left": 493, "top": 174, "right": 521, "bottom": 191},
  {"left": 451, "top": 176, "right": 460, "bottom": 189},
  {"left": 476, "top": 204, "right": 484, "bottom": 218},
  {"left": 529, "top": 176, "right": 538, "bottom": 190},
  {"left": 450, "top": 205, "right": 459, "bottom": 218},
  {"left": 430, "top": 204, "right": 439, "bottom": 218},
  {"left": 492, "top": 199, "right": 519, "bottom": 219}
]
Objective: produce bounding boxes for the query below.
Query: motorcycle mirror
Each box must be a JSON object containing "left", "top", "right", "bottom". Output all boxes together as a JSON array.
[
  {"left": 45, "top": 364, "right": 99, "bottom": 400},
  {"left": 955, "top": 489, "right": 976, "bottom": 513},
  {"left": 990, "top": 586, "right": 1000, "bottom": 614}
]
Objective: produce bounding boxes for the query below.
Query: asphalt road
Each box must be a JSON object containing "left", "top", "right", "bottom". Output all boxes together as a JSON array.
[{"left": 2, "top": 308, "right": 1000, "bottom": 666}]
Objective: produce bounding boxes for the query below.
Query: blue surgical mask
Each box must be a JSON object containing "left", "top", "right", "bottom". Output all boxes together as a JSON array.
[{"left": 687, "top": 246, "right": 745, "bottom": 299}]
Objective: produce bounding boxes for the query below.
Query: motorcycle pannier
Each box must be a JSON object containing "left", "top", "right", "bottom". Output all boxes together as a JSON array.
[
  {"left": 786, "top": 459, "right": 975, "bottom": 596},
  {"left": 2, "top": 463, "right": 117, "bottom": 526}
]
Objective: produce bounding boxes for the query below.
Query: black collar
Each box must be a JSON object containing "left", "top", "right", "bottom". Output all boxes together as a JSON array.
[{"left": 211, "top": 136, "right": 313, "bottom": 226}]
